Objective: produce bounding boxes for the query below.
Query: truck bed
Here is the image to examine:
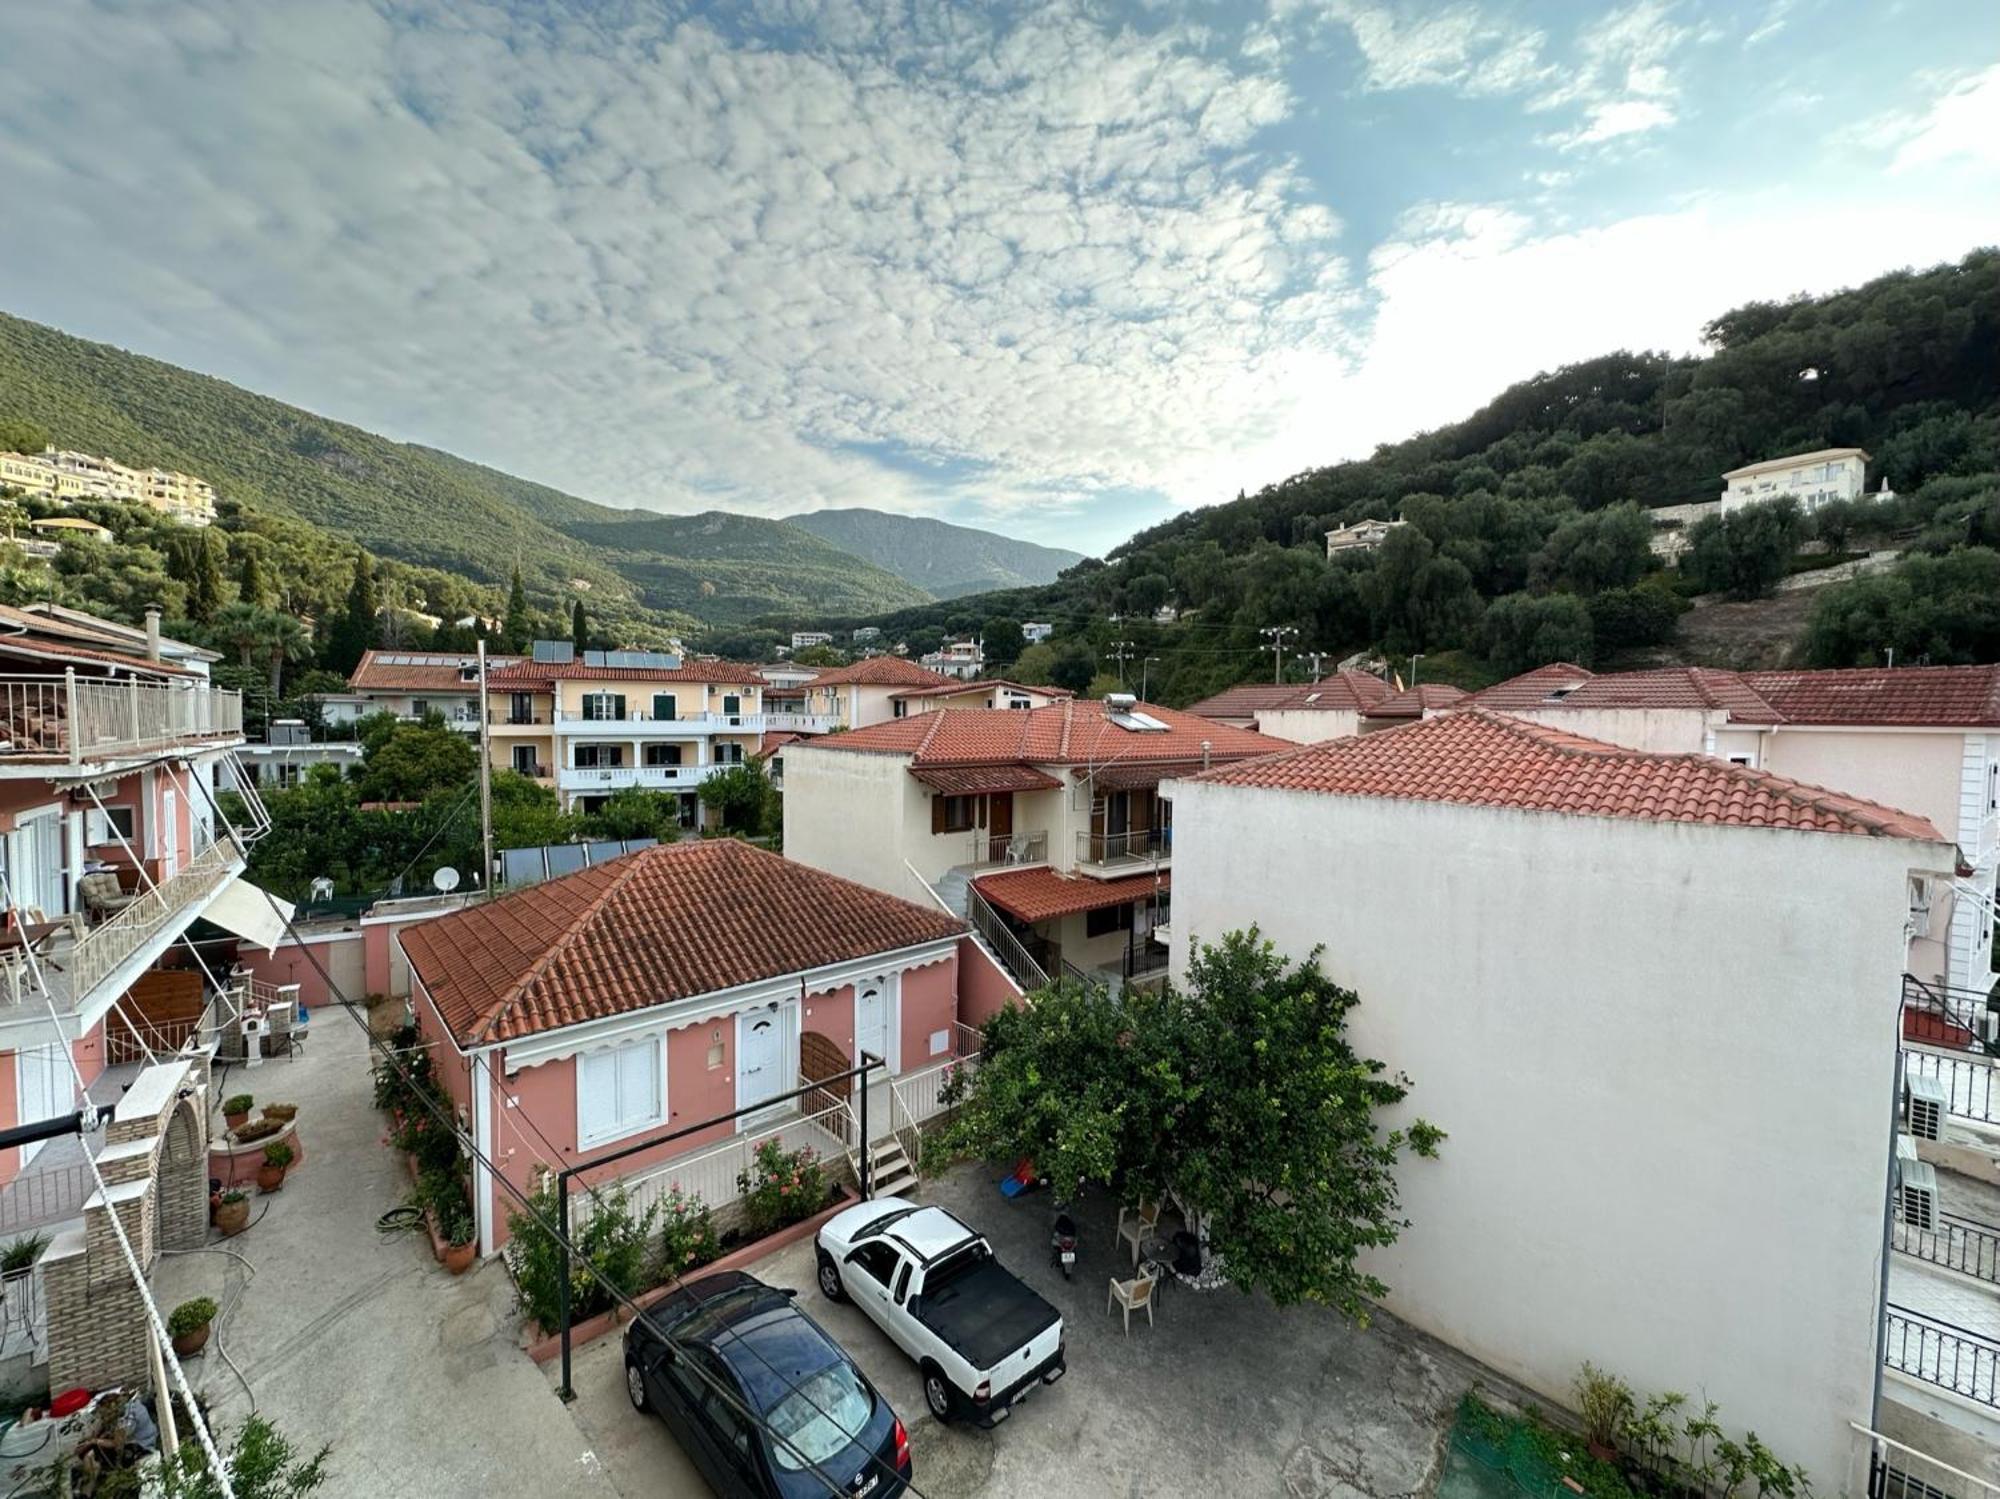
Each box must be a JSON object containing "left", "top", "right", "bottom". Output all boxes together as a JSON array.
[{"left": 914, "top": 1256, "right": 1060, "bottom": 1374}]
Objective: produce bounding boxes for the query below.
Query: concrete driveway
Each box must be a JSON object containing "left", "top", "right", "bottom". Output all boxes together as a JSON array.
[{"left": 558, "top": 1163, "right": 1502, "bottom": 1498}]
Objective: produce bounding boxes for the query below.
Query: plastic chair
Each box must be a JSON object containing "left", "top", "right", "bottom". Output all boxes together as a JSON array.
[
  {"left": 1107, "top": 1269, "right": 1156, "bottom": 1334},
  {"left": 1115, "top": 1200, "right": 1160, "bottom": 1266}
]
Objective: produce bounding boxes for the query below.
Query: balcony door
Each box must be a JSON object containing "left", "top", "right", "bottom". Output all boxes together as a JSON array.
[
  {"left": 12, "top": 809, "right": 64, "bottom": 919},
  {"left": 162, "top": 787, "right": 180, "bottom": 877}
]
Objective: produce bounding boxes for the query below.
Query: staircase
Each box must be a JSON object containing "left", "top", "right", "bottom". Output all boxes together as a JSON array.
[
  {"left": 864, "top": 1134, "right": 920, "bottom": 1200},
  {"left": 934, "top": 867, "right": 971, "bottom": 918}
]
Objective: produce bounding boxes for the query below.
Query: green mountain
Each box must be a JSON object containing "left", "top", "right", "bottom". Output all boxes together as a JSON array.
[
  {"left": 783, "top": 507, "right": 1085, "bottom": 598},
  {"left": 0, "top": 312, "right": 929, "bottom": 629}
]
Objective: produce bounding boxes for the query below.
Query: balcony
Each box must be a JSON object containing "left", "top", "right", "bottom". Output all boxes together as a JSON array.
[
  {"left": 965, "top": 830, "right": 1050, "bottom": 869},
  {"left": 488, "top": 709, "right": 553, "bottom": 727},
  {"left": 0, "top": 674, "right": 243, "bottom": 771},
  {"left": 0, "top": 835, "right": 245, "bottom": 1040},
  {"left": 1075, "top": 825, "right": 1172, "bottom": 876},
  {"left": 551, "top": 709, "right": 835, "bottom": 736},
  {"left": 555, "top": 764, "right": 729, "bottom": 794}
]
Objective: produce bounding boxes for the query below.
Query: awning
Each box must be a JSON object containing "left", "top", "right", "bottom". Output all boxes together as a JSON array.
[
  {"left": 912, "top": 765, "right": 1064, "bottom": 796},
  {"left": 202, "top": 878, "right": 297, "bottom": 953},
  {"left": 1073, "top": 761, "right": 1199, "bottom": 792},
  {"left": 973, "top": 867, "right": 1168, "bottom": 925}
]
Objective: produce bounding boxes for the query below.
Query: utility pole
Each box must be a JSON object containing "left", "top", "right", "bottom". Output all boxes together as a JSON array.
[
  {"left": 1108, "top": 640, "right": 1135, "bottom": 689},
  {"left": 1294, "top": 649, "right": 1325, "bottom": 680},
  {"left": 1260, "top": 626, "right": 1297, "bottom": 684},
  {"left": 1140, "top": 656, "right": 1160, "bottom": 701},
  {"left": 477, "top": 640, "right": 494, "bottom": 893}
]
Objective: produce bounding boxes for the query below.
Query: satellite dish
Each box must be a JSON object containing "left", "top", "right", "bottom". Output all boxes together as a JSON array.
[{"left": 433, "top": 866, "right": 461, "bottom": 893}]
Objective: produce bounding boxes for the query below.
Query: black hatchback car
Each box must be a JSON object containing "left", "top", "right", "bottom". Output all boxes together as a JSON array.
[{"left": 624, "top": 1270, "right": 912, "bottom": 1499}]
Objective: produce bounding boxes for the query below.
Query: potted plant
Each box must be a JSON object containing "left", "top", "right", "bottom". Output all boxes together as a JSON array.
[
  {"left": 1573, "top": 1362, "right": 1634, "bottom": 1464},
  {"left": 261, "top": 1102, "right": 299, "bottom": 1124},
  {"left": 0, "top": 1232, "right": 48, "bottom": 1304},
  {"left": 222, "top": 1094, "right": 253, "bottom": 1131},
  {"left": 168, "top": 1297, "right": 217, "bottom": 1358},
  {"left": 216, "top": 1189, "right": 251, "bottom": 1237},
  {"left": 439, "top": 1195, "right": 477, "bottom": 1274},
  {"left": 258, "top": 1141, "right": 295, "bottom": 1192}
]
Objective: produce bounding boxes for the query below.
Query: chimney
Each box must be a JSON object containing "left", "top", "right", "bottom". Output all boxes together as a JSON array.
[
  {"left": 144, "top": 606, "right": 162, "bottom": 662},
  {"left": 1200, "top": 738, "right": 1212, "bottom": 773}
]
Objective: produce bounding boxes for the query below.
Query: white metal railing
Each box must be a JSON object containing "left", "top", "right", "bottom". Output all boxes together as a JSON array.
[
  {"left": 571, "top": 1097, "right": 855, "bottom": 1232},
  {"left": 968, "top": 830, "right": 1049, "bottom": 868},
  {"left": 762, "top": 712, "right": 837, "bottom": 734},
  {"left": 554, "top": 708, "right": 769, "bottom": 733},
  {"left": 890, "top": 1052, "right": 981, "bottom": 1129},
  {"left": 1851, "top": 1423, "right": 2000, "bottom": 1499},
  {"left": 966, "top": 884, "right": 1049, "bottom": 993},
  {"left": 953, "top": 1021, "right": 984, "bottom": 1058},
  {"left": 59, "top": 836, "right": 241, "bottom": 1000},
  {"left": 1075, "top": 826, "right": 1173, "bottom": 867},
  {"left": 0, "top": 673, "right": 242, "bottom": 763},
  {"left": 555, "top": 763, "right": 728, "bottom": 792}
]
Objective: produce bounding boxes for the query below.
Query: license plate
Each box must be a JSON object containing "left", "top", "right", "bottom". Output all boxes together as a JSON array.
[
  {"left": 853, "top": 1477, "right": 878, "bottom": 1497},
  {"left": 1060, "top": 1251, "right": 1076, "bottom": 1264}
]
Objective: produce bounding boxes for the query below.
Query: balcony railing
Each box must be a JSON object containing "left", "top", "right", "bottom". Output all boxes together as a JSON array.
[
  {"left": 488, "top": 709, "right": 551, "bottom": 726},
  {"left": 0, "top": 673, "right": 243, "bottom": 764},
  {"left": 1076, "top": 826, "right": 1173, "bottom": 867},
  {"left": 1903, "top": 974, "right": 1998, "bottom": 1055},
  {"left": 966, "top": 884, "right": 1049, "bottom": 994},
  {"left": 1895, "top": 1210, "right": 2000, "bottom": 1287},
  {"left": 1884, "top": 1305, "right": 2000, "bottom": 1408},
  {"left": 555, "top": 764, "right": 726, "bottom": 793},
  {"left": 969, "top": 830, "right": 1048, "bottom": 868}
]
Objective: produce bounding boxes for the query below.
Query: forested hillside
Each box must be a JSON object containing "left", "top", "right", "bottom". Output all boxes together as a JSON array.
[
  {"left": 0, "top": 313, "right": 927, "bottom": 631},
  {"left": 839, "top": 250, "right": 2000, "bottom": 701},
  {"left": 782, "top": 507, "right": 1084, "bottom": 597}
]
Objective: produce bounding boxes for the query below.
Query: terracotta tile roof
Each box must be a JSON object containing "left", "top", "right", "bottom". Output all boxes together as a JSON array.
[
  {"left": 973, "top": 866, "right": 1168, "bottom": 924},
  {"left": 808, "top": 698, "right": 1290, "bottom": 769},
  {"left": 0, "top": 603, "right": 190, "bottom": 677},
  {"left": 1554, "top": 668, "right": 1784, "bottom": 723},
  {"left": 1464, "top": 663, "right": 1596, "bottom": 710},
  {"left": 889, "top": 679, "right": 1073, "bottom": 701},
  {"left": 759, "top": 730, "right": 803, "bottom": 755},
  {"left": 1264, "top": 671, "right": 1393, "bottom": 714},
  {"left": 912, "top": 765, "right": 1065, "bottom": 795},
  {"left": 1366, "top": 683, "right": 1468, "bottom": 719},
  {"left": 1740, "top": 666, "right": 2000, "bottom": 727},
  {"left": 400, "top": 839, "right": 966, "bottom": 1047},
  {"left": 806, "top": 656, "right": 954, "bottom": 688},
  {"left": 486, "top": 660, "right": 763, "bottom": 686},
  {"left": 1186, "top": 683, "right": 1310, "bottom": 720},
  {"left": 348, "top": 650, "right": 522, "bottom": 692},
  {"left": 1191, "top": 709, "right": 1944, "bottom": 842}
]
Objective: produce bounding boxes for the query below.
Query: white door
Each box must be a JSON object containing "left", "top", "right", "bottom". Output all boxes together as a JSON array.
[
  {"left": 12, "top": 811, "right": 63, "bottom": 919},
  {"left": 736, "top": 1007, "right": 788, "bottom": 1119},
  {"left": 855, "top": 979, "right": 891, "bottom": 1068},
  {"left": 15, "top": 1045, "right": 73, "bottom": 1167}
]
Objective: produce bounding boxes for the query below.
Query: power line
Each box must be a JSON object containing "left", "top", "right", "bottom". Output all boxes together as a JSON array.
[
  {"left": 188, "top": 777, "right": 932, "bottom": 1499},
  {"left": 1258, "top": 626, "right": 1297, "bottom": 683}
]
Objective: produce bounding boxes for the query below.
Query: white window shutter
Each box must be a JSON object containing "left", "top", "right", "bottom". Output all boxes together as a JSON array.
[
  {"left": 577, "top": 1050, "right": 618, "bottom": 1144},
  {"left": 618, "top": 1040, "right": 658, "bottom": 1128}
]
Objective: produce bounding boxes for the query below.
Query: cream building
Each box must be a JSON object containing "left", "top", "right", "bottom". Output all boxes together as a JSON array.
[
  {"left": 0, "top": 448, "right": 217, "bottom": 523},
  {"left": 1720, "top": 447, "right": 1876, "bottom": 516}
]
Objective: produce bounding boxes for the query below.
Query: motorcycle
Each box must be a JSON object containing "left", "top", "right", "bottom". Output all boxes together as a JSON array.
[{"left": 1049, "top": 1210, "right": 1078, "bottom": 1279}]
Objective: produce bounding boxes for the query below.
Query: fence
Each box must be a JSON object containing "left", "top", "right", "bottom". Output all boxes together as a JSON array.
[
  {"left": 1076, "top": 826, "right": 1172, "bottom": 866},
  {"left": 1904, "top": 1049, "right": 2000, "bottom": 1127},
  {"left": 570, "top": 1097, "right": 855, "bottom": 1234},
  {"left": 0, "top": 1260, "right": 47, "bottom": 1366},
  {"left": 0, "top": 673, "right": 242, "bottom": 761},
  {"left": 0, "top": 1161, "right": 95, "bottom": 1237},
  {"left": 64, "top": 836, "right": 241, "bottom": 998},
  {"left": 1904, "top": 975, "right": 1998, "bottom": 1056},
  {"left": 1884, "top": 1304, "right": 2000, "bottom": 1407},
  {"left": 966, "top": 885, "right": 1049, "bottom": 993},
  {"left": 1895, "top": 1212, "right": 2000, "bottom": 1287},
  {"left": 969, "top": 830, "right": 1048, "bottom": 867},
  {"left": 1851, "top": 1424, "right": 2000, "bottom": 1499}
]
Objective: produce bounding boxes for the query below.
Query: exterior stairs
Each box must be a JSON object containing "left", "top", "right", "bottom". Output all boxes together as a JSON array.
[
  {"left": 864, "top": 1134, "right": 920, "bottom": 1200},
  {"left": 934, "top": 867, "right": 972, "bottom": 918}
]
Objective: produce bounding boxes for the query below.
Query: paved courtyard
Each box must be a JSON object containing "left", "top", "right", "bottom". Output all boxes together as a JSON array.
[{"left": 559, "top": 1162, "right": 1515, "bottom": 1498}]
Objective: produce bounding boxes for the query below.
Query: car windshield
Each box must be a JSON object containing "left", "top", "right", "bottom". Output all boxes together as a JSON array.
[{"left": 764, "top": 1361, "right": 873, "bottom": 1472}]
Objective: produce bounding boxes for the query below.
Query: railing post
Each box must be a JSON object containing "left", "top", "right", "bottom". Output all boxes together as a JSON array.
[
  {"left": 128, "top": 677, "right": 141, "bottom": 749},
  {"left": 63, "top": 668, "right": 79, "bottom": 766}
]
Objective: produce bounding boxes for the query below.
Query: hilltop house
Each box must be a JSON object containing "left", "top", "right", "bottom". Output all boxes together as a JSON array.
[
  {"left": 782, "top": 695, "right": 1288, "bottom": 992},
  {"left": 1324, "top": 517, "right": 1405, "bottom": 555},
  {"left": 399, "top": 839, "right": 985, "bottom": 1255},
  {"left": 1719, "top": 447, "right": 1885, "bottom": 516},
  {"left": 1165, "top": 709, "right": 1954, "bottom": 1488}
]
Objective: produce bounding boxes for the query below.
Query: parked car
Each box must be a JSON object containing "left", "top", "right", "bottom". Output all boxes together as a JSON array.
[
  {"left": 623, "top": 1269, "right": 912, "bottom": 1499},
  {"left": 815, "top": 1197, "right": 1065, "bottom": 1426}
]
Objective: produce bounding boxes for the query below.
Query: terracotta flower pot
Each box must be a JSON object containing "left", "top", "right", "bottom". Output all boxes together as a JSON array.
[
  {"left": 442, "top": 1239, "right": 476, "bottom": 1275},
  {"left": 216, "top": 1198, "right": 250, "bottom": 1237},
  {"left": 1587, "top": 1440, "right": 1618, "bottom": 1465},
  {"left": 224, "top": 1111, "right": 249, "bottom": 1132},
  {"left": 256, "top": 1164, "right": 287, "bottom": 1193},
  {"left": 171, "top": 1324, "right": 210, "bottom": 1359}
]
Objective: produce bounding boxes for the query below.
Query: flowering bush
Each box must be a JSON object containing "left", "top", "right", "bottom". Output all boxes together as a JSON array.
[
  {"left": 656, "top": 1185, "right": 719, "bottom": 1278},
  {"left": 735, "top": 1139, "right": 830, "bottom": 1238}
]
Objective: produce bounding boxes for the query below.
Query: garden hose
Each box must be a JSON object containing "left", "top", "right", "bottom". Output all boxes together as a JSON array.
[{"left": 376, "top": 1205, "right": 424, "bottom": 1236}]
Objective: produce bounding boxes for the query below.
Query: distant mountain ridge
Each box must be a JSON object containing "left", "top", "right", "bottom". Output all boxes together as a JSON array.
[
  {"left": 0, "top": 312, "right": 929, "bottom": 628},
  {"left": 783, "top": 507, "right": 1085, "bottom": 598}
]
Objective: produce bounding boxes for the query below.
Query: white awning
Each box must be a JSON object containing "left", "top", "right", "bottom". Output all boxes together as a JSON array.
[{"left": 203, "top": 878, "right": 296, "bottom": 952}]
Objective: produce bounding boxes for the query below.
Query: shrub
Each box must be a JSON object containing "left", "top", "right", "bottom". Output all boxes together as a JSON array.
[
  {"left": 505, "top": 1178, "right": 657, "bottom": 1330},
  {"left": 1573, "top": 1361, "right": 1634, "bottom": 1449},
  {"left": 263, "top": 1142, "right": 295, "bottom": 1170},
  {"left": 223, "top": 1095, "right": 254, "bottom": 1117},
  {"left": 656, "top": 1185, "right": 719, "bottom": 1278},
  {"left": 157, "top": 1412, "right": 331, "bottom": 1498},
  {"left": 219, "top": 1189, "right": 248, "bottom": 1206},
  {"left": 1, "top": 1232, "right": 50, "bottom": 1273},
  {"left": 168, "top": 1298, "right": 218, "bottom": 1339},
  {"left": 260, "top": 1103, "right": 299, "bottom": 1123},
  {"left": 232, "top": 1118, "right": 286, "bottom": 1144},
  {"left": 735, "top": 1140, "right": 830, "bottom": 1238}
]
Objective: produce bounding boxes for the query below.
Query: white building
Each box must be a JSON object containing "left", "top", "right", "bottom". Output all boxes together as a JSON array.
[
  {"left": 1166, "top": 708, "right": 1954, "bottom": 1489},
  {"left": 851, "top": 626, "right": 882, "bottom": 644},
  {"left": 1022, "top": 623, "right": 1053, "bottom": 644},
  {"left": 791, "top": 631, "right": 834, "bottom": 650},
  {"left": 1720, "top": 447, "right": 1876, "bottom": 516},
  {"left": 1324, "top": 518, "right": 1405, "bottom": 556},
  {"left": 920, "top": 641, "right": 984, "bottom": 680},
  {"left": 221, "top": 720, "right": 364, "bottom": 792}
]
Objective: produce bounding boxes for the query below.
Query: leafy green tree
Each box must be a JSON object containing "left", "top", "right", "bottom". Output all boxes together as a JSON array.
[
  {"left": 697, "top": 759, "right": 777, "bottom": 834},
  {"left": 242, "top": 765, "right": 364, "bottom": 896},
  {"left": 1800, "top": 547, "right": 2000, "bottom": 666},
  {"left": 944, "top": 929, "right": 1442, "bottom": 1314},
  {"left": 356, "top": 719, "right": 478, "bottom": 803},
  {"left": 1681, "top": 499, "right": 1805, "bottom": 600},
  {"left": 1531, "top": 504, "right": 1653, "bottom": 595},
  {"left": 0, "top": 418, "right": 49, "bottom": 454},
  {"left": 212, "top": 601, "right": 269, "bottom": 672},
  {"left": 257, "top": 609, "right": 312, "bottom": 697},
  {"left": 159, "top": 1413, "right": 330, "bottom": 1498},
  {"left": 1587, "top": 583, "right": 1686, "bottom": 654},
  {"left": 789, "top": 644, "right": 846, "bottom": 668},
  {"left": 502, "top": 566, "right": 531, "bottom": 651},
  {"left": 1010, "top": 641, "right": 1056, "bottom": 684},
  {"left": 238, "top": 548, "right": 266, "bottom": 606},
  {"left": 189, "top": 534, "right": 224, "bottom": 625},
  {"left": 1479, "top": 592, "right": 1596, "bottom": 675},
  {"left": 1047, "top": 644, "right": 1095, "bottom": 694},
  {"left": 1125, "top": 572, "right": 1171, "bottom": 616},
  {"left": 580, "top": 788, "right": 683, "bottom": 842},
  {"left": 328, "top": 552, "right": 377, "bottom": 673},
  {"left": 982, "top": 619, "right": 1026, "bottom": 668}
]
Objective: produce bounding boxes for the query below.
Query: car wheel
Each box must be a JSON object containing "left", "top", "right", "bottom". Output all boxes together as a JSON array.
[
  {"left": 922, "top": 1365, "right": 953, "bottom": 1424},
  {"left": 625, "top": 1360, "right": 650, "bottom": 1413},
  {"left": 816, "top": 1251, "right": 845, "bottom": 1302}
]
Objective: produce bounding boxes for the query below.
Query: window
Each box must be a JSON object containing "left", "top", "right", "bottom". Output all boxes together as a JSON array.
[
  {"left": 932, "top": 794, "right": 978, "bottom": 834},
  {"left": 715, "top": 743, "right": 745, "bottom": 766},
  {"left": 850, "top": 1242, "right": 899, "bottom": 1289},
  {"left": 1086, "top": 903, "right": 1135, "bottom": 939},
  {"left": 644, "top": 743, "right": 683, "bottom": 768},
  {"left": 892, "top": 699, "right": 909, "bottom": 718},
  {"left": 576, "top": 1037, "right": 663, "bottom": 1147},
  {"left": 581, "top": 692, "right": 626, "bottom": 722},
  {"left": 574, "top": 744, "right": 624, "bottom": 769},
  {"left": 893, "top": 1261, "right": 912, "bottom": 1304},
  {"left": 275, "top": 763, "right": 301, "bottom": 789},
  {"left": 85, "top": 805, "right": 137, "bottom": 845},
  {"left": 509, "top": 692, "right": 536, "bottom": 725},
  {"left": 722, "top": 694, "right": 741, "bottom": 717},
  {"left": 410, "top": 698, "right": 430, "bottom": 717},
  {"left": 512, "top": 745, "right": 539, "bottom": 775},
  {"left": 651, "top": 693, "right": 676, "bottom": 721}
]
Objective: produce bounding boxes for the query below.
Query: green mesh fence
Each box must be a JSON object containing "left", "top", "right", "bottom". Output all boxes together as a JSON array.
[{"left": 1446, "top": 1395, "right": 1618, "bottom": 1499}]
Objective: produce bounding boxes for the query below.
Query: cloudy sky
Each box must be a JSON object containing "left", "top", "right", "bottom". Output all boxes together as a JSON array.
[{"left": 2, "top": 1, "right": 1996, "bottom": 555}]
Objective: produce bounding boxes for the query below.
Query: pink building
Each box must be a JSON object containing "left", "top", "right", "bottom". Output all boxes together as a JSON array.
[{"left": 399, "top": 839, "right": 983, "bottom": 1256}]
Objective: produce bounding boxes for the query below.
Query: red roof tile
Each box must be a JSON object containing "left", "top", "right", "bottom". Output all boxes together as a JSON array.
[
  {"left": 1192, "top": 709, "right": 1944, "bottom": 842},
  {"left": 806, "top": 657, "right": 954, "bottom": 688},
  {"left": 1464, "top": 663, "right": 1596, "bottom": 710},
  {"left": 349, "top": 650, "right": 523, "bottom": 692},
  {"left": 889, "top": 679, "right": 1073, "bottom": 701},
  {"left": 400, "top": 840, "right": 966, "bottom": 1046},
  {"left": 486, "top": 660, "right": 763, "bottom": 686},
  {"left": 1265, "top": 671, "right": 1393, "bottom": 714},
  {"left": 1554, "top": 668, "right": 1783, "bottom": 722},
  {"left": 1366, "top": 683, "right": 1468, "bottom": 718},
  {"left": 809, "top": 698, "right": 1290, "bottom": 769},
  {"left": 973, "top": 866, "right": 1168, "bottom": 924},
  {"left": 1186, "top": 683, "right": 1309, "bottom": 720},
  {"left": 1741, "top": 666, "right": 2000, "bottom": 727},
  {"left": 912, "top": 765, "right": 1065, "bottom": 795}
]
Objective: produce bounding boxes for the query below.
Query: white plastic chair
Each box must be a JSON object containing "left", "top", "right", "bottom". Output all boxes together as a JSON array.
[
  {"left": 1107, "top": 1269, "right": 1156, "bottom": 1334},
  {"left": 1115, "top": 1200, "right": 1160, "bottom": 1266}
]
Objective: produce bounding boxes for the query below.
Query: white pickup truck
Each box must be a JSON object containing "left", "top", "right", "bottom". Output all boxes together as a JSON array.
[{"left": 816, "top": 1197, "right": 1066, "bottom": 1427}]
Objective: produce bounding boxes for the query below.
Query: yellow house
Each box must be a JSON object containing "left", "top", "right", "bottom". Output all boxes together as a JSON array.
[
  {"left": 29, "top": 516, "right": 114, "bottom": 543},
  {"left": 483, "top": 656, "right": 773, "bottom": 822}
]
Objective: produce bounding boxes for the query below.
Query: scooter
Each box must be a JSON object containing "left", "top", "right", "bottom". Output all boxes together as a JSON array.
[{"left": 1050, "top": 1210, "right": 1078, "bottom": 1279}]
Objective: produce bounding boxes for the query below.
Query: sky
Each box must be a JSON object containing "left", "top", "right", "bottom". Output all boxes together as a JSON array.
[{"left": 1, "top": 2, "right": 1996, "bottom": 557}]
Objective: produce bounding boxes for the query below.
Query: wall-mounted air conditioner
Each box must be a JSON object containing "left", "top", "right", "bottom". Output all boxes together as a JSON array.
[
  {"left": 1905, "top": 1074, "right": 1949, "bottom": 1141},
  {"left": 1896, "top": 1132, "right": 1920, "bottom": 1187},
  {"left": 1898, "top": 1160, "right": 1939, "bottom": 1231}
]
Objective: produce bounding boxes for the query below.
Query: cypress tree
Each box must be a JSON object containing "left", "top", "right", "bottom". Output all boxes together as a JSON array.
[
  {"left": 328, "top": 551, "right": 377, "bottom": 673},
  {"left": 189, "top": 536, "right": 224, "bottom": 625},
  {"left": 503, "top": 567, "right": 530, "bottom": 651},
  {"left": 571, "top": 599, "right": 589, "bottom": 652},
  {"left": 237, "top": 548, "right": 265, "bottom": 606}
]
